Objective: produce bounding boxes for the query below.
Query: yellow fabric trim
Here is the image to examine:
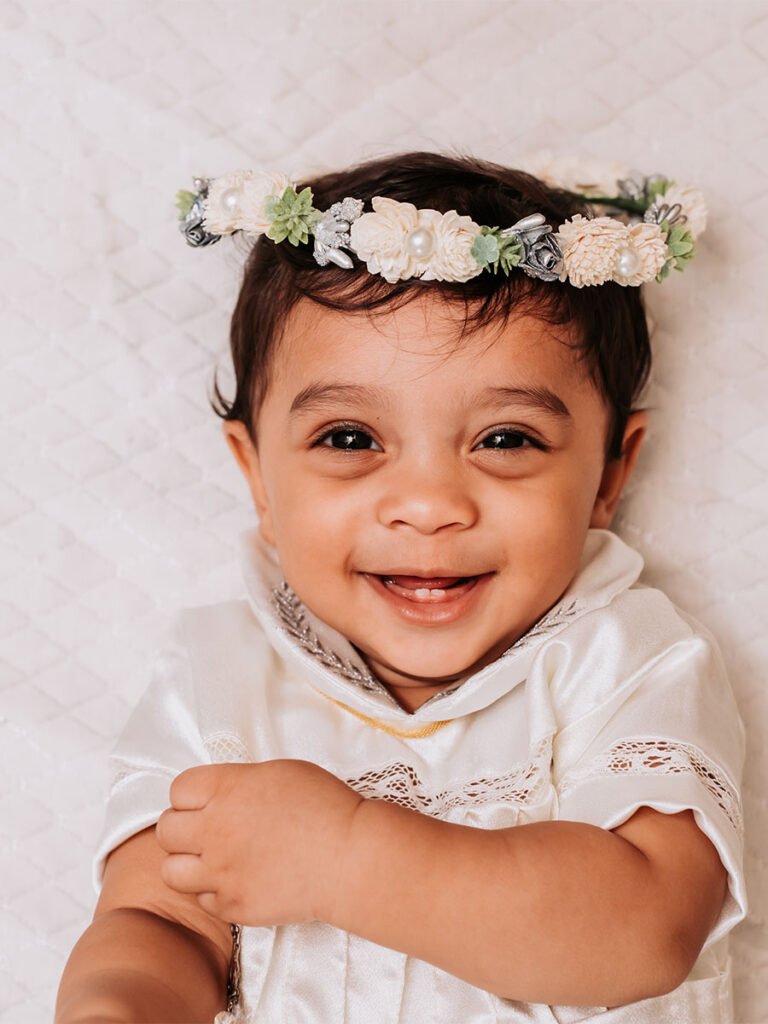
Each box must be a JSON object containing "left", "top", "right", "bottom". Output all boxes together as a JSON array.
[{"left": 318, "top": 691, "right": 454, "bottom": 738}]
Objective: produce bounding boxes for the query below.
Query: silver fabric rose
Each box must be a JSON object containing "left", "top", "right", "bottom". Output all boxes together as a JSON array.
[
  {"left": 179, "top": 179, "right": 221, "bottom": 248},
  {"left": 313, "top": 197, "right": 364, "bottom": 269},
  {"left": 502, "top": 214, "right": 563, "bottom": 281},
  {"left": 520, "top": 232, "right": 563, "bottom": 281}
]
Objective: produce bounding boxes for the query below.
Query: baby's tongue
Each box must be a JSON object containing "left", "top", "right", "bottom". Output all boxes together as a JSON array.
[{"left": 385, "top": 575, "right": 463, "bottom": 589}]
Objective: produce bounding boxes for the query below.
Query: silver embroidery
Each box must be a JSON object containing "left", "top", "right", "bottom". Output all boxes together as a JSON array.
[
  {"left": 502, "top": 599, "right": 581, "bottom": 654},
  {"left": 558, "top": 737, "right": 743, "bottom": 837},
  {"left": 271, "top": 582, "right": 389, "bottom": 694},
  {"left": 415, "top": 680, "right": 463, "bottom": 708}
]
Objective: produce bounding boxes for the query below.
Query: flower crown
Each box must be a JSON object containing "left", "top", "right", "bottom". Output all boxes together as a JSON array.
[{"left": 175, "top": 166, "right": 705, "bottom": 288}]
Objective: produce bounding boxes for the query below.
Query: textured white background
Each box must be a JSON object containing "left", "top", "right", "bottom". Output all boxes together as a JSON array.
[{"left": 1, "top": 1, "right": 767, "bottom": 1021}]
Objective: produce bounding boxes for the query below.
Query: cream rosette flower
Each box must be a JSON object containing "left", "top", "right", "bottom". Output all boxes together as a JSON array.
[
  {"left": 204, "top": 170, "right": 295, "bottom": 235},
  {"left": 419, "top": 209, "right": 484, "bottom": 282},
  {"left": 612, "top": 222, "right": 668, "bottom": 286},
  {"left": 350, "top": 197, "right": 483, "bottom": 284},
  {"left": 558, "top": 216, "right": 668, "bottom": 287},
  {"left": 656, "top": 183, "right": 707, "bottom": 239},
  {"left": 556, "top": 215, "right": 628, "bottom": 287}
]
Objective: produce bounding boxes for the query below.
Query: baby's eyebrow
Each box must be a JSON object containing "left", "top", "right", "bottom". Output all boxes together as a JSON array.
[
  {"left": 477, "top": 386, "right": 572, "bottom": 420},
  {"left": 289, "top": 382, "right": 391, "bottom": 416},
  {"left": 288, "top": 382, "right": 571, "bottom": 420}
]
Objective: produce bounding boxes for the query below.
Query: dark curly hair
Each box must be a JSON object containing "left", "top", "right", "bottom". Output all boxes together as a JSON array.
[{"left": 211, "top": 149, "right": 651, "bottom": 459}]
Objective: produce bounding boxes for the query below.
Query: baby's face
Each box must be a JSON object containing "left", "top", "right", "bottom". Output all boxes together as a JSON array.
[{"left": 227, "top": 295, "right": 644, "bottom": 712}]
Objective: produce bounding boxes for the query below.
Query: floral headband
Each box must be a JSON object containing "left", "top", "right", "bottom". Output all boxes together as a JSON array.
[{"left": 175, "top": 165, "right": 705, "bottom": 288}]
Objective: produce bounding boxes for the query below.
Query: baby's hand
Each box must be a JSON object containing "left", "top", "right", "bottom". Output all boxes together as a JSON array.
[{"left": 155, "top": 760, "right": 364, "bottom": 927}]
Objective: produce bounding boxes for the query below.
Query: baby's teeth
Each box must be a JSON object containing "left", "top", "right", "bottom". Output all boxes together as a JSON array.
[{"left": 414, "top": 588, "right": 447, "bottom": 600}]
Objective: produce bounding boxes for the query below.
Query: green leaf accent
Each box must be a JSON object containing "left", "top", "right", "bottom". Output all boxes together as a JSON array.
[
  {"left": 668, "top": 240, "right": 694, "bottom": 257},
  {"left": 472, "top": 226, "right": 523, "bottom": 275},
  {"left": 265, "top": 185, "right": 321, "bottom": 246},
  {"left": 176, "top": 189, "right": 197, "bottom": 220},
  {"left": 646, "top": 176, "right": 674, "bottom": 202},
  {"left": 471, "top": 231, "right": 500, "bottom": 268},
  {"left": 498, "top": 234, "right": 523, "bottom": 275},
  {"left": 657, "top": 223, "right": 695, "bottom": 281},
  {"left": 264, "top": 194, "right": 277, "bottom": 220}
]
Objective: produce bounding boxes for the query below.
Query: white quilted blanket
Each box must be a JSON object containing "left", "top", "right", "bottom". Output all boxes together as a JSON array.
[{"left": 1, "top": 2, "right": 766, "bottom": 1021}]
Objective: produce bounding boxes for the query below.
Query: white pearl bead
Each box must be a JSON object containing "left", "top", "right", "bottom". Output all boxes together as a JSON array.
[
  {"left": 221, "top": 187, "right": 240, "bottom": 212},
  {"left": 405, "top": 227, "right": 434, "bottom": 259},
  {"left": 616, "top": 245, "right": 640, "bottom": 278}
]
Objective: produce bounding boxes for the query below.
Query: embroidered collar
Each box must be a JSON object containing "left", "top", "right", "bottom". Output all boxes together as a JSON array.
[{"left": 238, "top": 528, "right": 643, "bottom": 726}]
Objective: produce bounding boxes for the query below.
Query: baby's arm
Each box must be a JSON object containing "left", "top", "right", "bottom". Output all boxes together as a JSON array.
[
  {"left": 324, "top": 801, "right": 728, "bottom": 1008},
  {"left": 55, "top": 826, "right": 231, "bottom": 1024}
]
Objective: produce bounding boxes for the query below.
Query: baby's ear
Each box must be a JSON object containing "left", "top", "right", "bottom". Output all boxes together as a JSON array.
[
  {"left": 590, "top": 411, "right": 648, "bottom": 529},
  {"left": 222, "top": 421, "right": 276, "bottom": 545}
]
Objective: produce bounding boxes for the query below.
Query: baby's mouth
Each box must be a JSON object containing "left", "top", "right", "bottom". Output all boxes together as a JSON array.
[{"left": 377, "top": 574, "right": 481, "bottom": 603}]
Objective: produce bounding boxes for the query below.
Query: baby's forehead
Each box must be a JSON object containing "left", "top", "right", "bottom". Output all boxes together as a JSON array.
[{"left": 276, "top": 296, "right": 593, "bottom": 393}]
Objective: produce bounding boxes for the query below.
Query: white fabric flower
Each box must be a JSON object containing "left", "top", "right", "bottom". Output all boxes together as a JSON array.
[
  {"left": 350, "top": 197, "right": 483, "bottom": 283},
  {"left": 349, "top": 197, "right": 420, "bottom": 282},
  {"left": 420, "top": 209, "right": 483, "bottom": 282},
  {"left": 556, "top": 215, "right": 628, "bottom": 287},
  {"left": 203, "top": 170, "right": 252, "bottom": 234},
  {"left": 613, "top": 222, "right": 668, "bottom": 286},
  {"left": 204, "top": 170, "right": 295, "bottom": 235},
  {"left": 239, "top": 172, "right": 296, "bottom": 233},
  {"left": 520, "top": 149, "right": 627, "bottom": 198},
  {"left": 656, "top": 183, "right": 707, "bottom": 239}
]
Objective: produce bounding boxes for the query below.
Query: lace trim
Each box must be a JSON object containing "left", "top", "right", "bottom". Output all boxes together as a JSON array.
[
  {"left": 503, "top": 599, "right": 581, "bottom": 653},
  {"left": 206, "top": 732, "right": 250, "bottom": 764},
  {"left": 343, "top": 735, "right": 553, "bottom": 816},
  {"left": 558, "top": 737, "right": 743, "bottom": 837}
]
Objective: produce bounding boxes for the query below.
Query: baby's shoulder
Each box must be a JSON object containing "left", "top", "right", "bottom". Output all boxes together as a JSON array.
[
  {"left": 574, "top": 581, "right": 708, "bottom": 652},
  {"left": 542, "top": 583, "right": 726, "bottom": 715},
  {"left": 173, "top": 596, "right": 270, "bottom": 644},
  {"left": 164, "top": 598, "right": 279, "bottom": 690}
]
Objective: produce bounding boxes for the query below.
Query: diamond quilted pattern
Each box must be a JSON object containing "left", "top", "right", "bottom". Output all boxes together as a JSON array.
[{"left": 1, "top": 2, "right": 767, "bottom": 1021}]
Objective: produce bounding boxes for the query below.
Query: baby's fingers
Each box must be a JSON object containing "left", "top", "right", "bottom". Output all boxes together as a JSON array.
[
  {"left": 160, "top": 852, "right": 212, "bottom": 895},
  {"left": 169, "top": 764, "right": 219, "bottom": 810},
  {"left": 156, "top": 808, "right": 203, "bottom": 854}
]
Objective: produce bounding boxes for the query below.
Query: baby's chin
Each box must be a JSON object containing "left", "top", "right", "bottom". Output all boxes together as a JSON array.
[{"left": 354, "top": 644, "right": 501, "bottom": 692}]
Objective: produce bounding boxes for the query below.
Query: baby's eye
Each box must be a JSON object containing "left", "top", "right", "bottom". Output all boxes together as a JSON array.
[
  {"left": 318, "top": 427, "right": 383, "bottom": 451},
  {"left": 476, "top": 430, "right": 541, "bottom": 450}
]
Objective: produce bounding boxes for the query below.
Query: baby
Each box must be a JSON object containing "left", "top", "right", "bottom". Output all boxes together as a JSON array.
[{"left": 56, "top": 151, "right": 746, "bottom": 1024}]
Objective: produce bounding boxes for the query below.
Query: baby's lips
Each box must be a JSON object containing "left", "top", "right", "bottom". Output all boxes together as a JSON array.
[{"left": 382, "top": 575, "right": 464, "bottom": 590}]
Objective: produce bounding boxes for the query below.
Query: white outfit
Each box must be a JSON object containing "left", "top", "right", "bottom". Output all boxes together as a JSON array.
[{"left": 94, "top": 528, "right": 747, "bottom": 1024}]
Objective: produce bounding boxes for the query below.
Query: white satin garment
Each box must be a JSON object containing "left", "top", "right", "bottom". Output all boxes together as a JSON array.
[{"left": 93, "top": 528, "right": 747, "bottom": 1024}]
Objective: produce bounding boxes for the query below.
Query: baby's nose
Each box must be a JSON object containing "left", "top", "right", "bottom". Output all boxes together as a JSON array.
[{"left": 375, "top": 463, "right": 479, "bottom": 535}]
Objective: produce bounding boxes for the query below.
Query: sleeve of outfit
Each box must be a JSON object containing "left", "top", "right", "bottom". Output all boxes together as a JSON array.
[
  {"left": 92, "top": 612, "right": 211, "bottom": 891},
  {"left": 550, "top": 587, "right": 747, "bottom": 954}
]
